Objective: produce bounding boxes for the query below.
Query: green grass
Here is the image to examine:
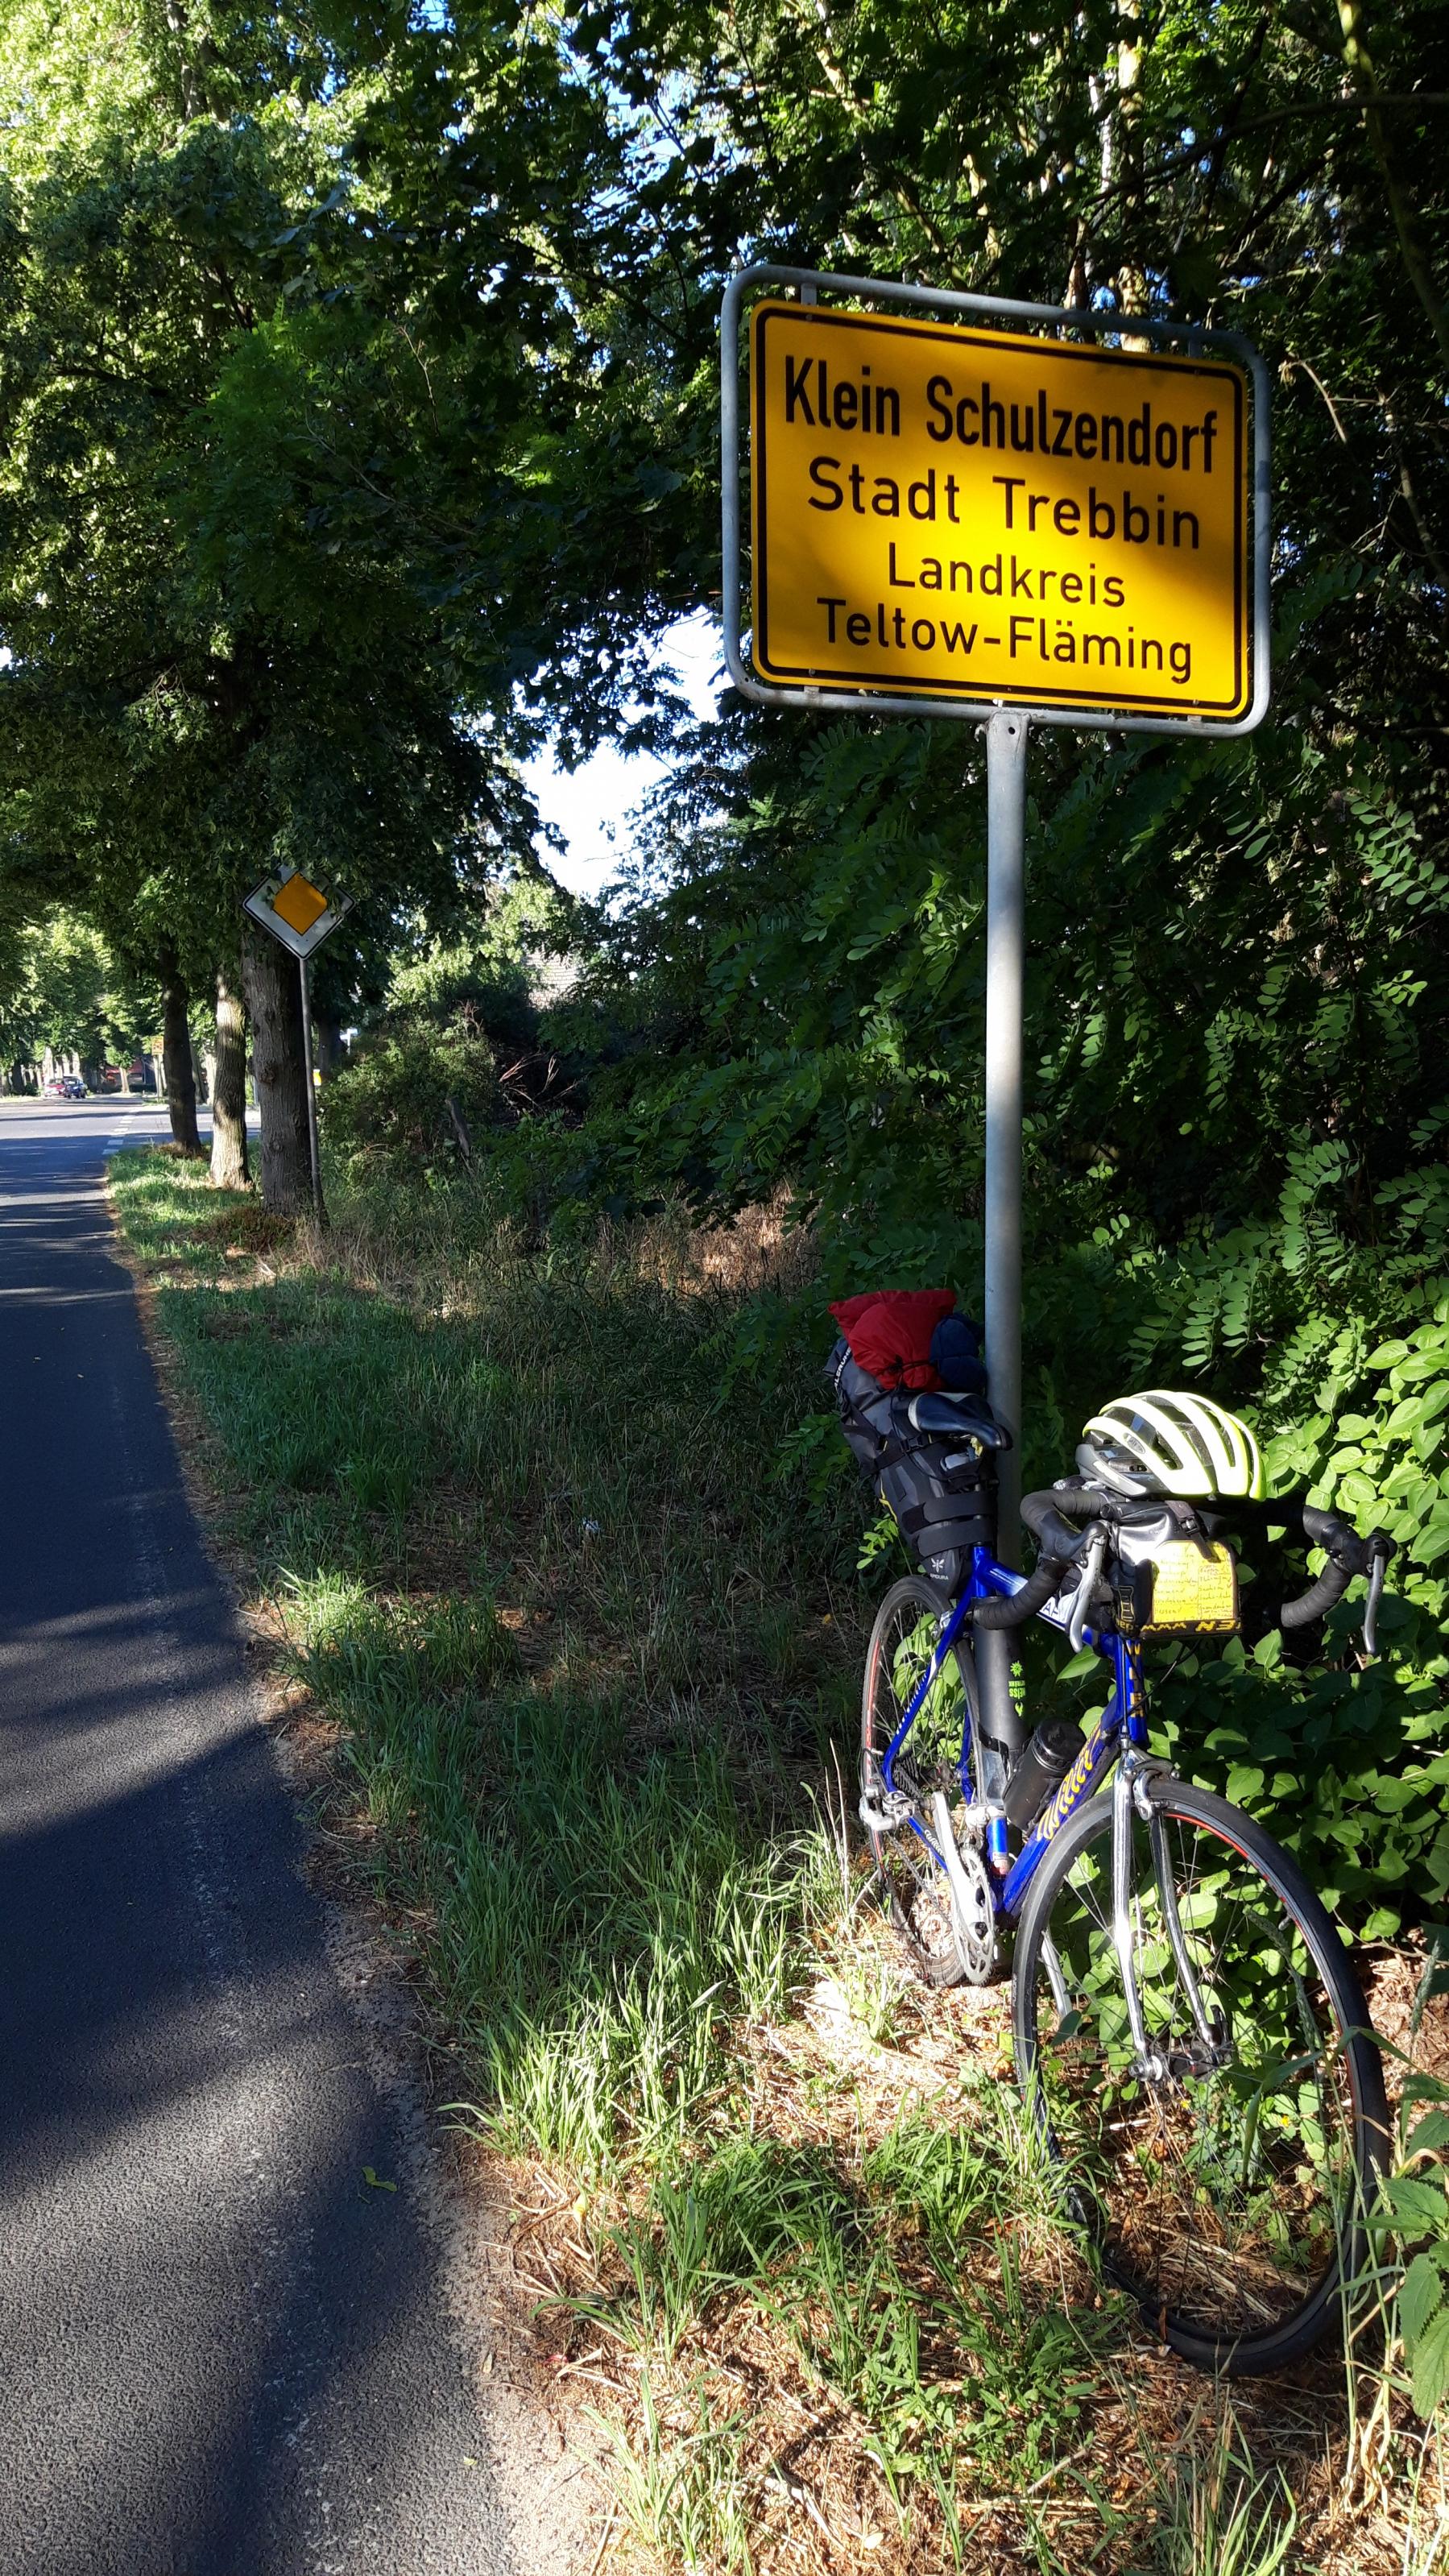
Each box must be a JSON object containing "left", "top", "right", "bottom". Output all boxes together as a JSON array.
[
  {"left": 287, "top": 1576, "right": 839, "bottom": 2170},
  {"left": 117, "top": 1147, "right": 864, "bottom": 2185},
  {"left": 109, "top": 1145, "right": 1438, "bottom": 2576}
]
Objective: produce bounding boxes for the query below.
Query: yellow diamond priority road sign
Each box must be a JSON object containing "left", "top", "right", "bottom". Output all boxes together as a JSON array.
[
  {"left": 243, "top": 868, "right": 353, "bottom": 962},
  {"left": 747, "top": 297, "right": 1254, "bottom": 723}
]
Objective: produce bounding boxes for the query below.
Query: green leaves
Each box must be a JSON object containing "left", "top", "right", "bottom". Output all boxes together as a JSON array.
[
  {"left": 1411, "top": 2309, "right": 1449, "bottom": 2420},
  {"left": 1381, "top": 2172, "right": 1448, "bottom": 2236},
  {"left": 1372, "top": 2039, "right": 1449, "bottom": 2421},
  {"left": 1387, "top": 2185, "right": 1449, "bottom": 2420},
  {"left": 0, "top": 0, "right": 653, "bottom": 1002}
]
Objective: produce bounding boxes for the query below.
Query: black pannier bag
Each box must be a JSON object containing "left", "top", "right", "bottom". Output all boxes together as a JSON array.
[{"left": 826, "top": 1338, "right": 999, "bottom": 1596}]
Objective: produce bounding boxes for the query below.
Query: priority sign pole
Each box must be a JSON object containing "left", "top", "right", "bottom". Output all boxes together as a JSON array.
[
  {"left": 242, "top": 866, "right": 354, "bottom": 1229},
  {"left": 298, "top": 952, "right": 323, "bottom": 1228}
]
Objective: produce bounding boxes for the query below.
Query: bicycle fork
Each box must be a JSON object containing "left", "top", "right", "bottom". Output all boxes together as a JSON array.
[{"left": 1112, "top": 1750, "right": 1227, "bottom": 2085}]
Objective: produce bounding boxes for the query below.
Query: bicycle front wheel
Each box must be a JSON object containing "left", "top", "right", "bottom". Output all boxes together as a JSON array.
[{"left": 1013, "top": 1778, "right": 1389, "bottom": 2373}]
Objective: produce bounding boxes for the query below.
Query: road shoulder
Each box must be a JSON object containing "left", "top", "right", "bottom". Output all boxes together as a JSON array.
[{"left": 108, "top": 1148, "right": 611, "bottom": 2576}]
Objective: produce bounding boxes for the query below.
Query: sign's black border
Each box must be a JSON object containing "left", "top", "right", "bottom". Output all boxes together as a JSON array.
[{"left": 751, "top": 302, "right": 1249, "bottom": 721}]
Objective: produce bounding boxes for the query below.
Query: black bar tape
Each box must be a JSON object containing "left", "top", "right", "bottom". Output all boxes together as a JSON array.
[
  {"left": 973, "top": 1560, "right": 1067, "bottom": 1629},
  {"left": 1021, "top": 1497, "right": 1087, "bottom": 1560},
  {"left": 1280, "top": 1556, "right": 1353, "bottom": 1629}
]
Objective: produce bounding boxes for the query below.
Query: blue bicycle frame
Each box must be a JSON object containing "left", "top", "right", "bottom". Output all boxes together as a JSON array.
[{"left": 880, "top": 1544, "right": 1148, "bottom": 1922}]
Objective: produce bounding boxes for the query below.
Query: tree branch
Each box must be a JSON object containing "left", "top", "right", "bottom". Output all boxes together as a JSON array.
[{"left": 1335, "top": 2, "right": 1449, "bottom": 372}]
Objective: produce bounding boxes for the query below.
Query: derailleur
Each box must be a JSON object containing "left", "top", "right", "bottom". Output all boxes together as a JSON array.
[{"left": 859, "top": 1780, "right": 915, "bottom": 1836}]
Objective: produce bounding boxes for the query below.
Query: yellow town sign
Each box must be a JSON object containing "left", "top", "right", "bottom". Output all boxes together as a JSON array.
[{"left": 750, "top": 300, "right": 1251, "bottom": 723}]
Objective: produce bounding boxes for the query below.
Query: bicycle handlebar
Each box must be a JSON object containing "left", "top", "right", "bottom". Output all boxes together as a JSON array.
[
  {"left": 1021, "top": 1490, "right": 1093, "bottom": 1559},
  {"left": 971, "top": 1557, "right": 1070, "bottom": 1629},
  {"left": 1279, "top": 1555, "right": 1353, "bottom": 1629},
  {"left": 1010, "top": 1485, "right": 1395, "bottom": 1647},
  {"left": 1281, "top": 1512, "right": 1394, "bottom": 1640}
]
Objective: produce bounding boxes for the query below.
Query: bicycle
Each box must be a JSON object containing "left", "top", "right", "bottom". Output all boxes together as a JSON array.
[{"left": 854, "top": 1382, "right": 1396, "bottom": 2375}]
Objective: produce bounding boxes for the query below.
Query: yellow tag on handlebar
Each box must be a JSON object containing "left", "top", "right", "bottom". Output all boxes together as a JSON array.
[{"left": 1133, "top": 1541, "right": 1240, "bottom": 1637}]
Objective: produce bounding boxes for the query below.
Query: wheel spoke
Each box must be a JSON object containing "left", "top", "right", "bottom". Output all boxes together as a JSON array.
[
  {"left": 860, "top": 1581, "right": 981, "bottom": 1988},
  {"left": 1019, "top": 1793, "right": 1371, "bottom": 2355}
]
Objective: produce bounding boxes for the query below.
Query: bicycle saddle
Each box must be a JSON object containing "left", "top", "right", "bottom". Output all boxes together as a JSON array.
[{"left": 907, "top": 1390, "right": 1011, "bottom": 1447}]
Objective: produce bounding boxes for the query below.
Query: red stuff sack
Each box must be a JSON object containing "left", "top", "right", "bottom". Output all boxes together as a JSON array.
[{"left": 829, "top": 1289, "right": 958, "bottom": 1391}]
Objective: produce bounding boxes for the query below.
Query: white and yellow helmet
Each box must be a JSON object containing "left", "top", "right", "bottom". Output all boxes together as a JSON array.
[{"left": 1078, "top": 1390, "right": 1265, "bottom": 1501}]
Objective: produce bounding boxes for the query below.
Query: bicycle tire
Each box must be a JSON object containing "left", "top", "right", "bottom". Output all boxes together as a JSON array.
[
  {"left": 1012, "top": 1776, "right": 1389, "bottom": 2373},
  {"left": 860, "top": 1576, "right": 986, "bottom": 1987}
]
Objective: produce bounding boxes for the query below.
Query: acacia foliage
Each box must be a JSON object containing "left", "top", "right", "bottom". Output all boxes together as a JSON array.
[
  {"left": 512, "top": 5, "right": 1448, "bottom": 1291},
  {"left": 498, "top": 0, "right": 1449, "bottom": 1916},
  {"left": 540, "top": 0, "right": 1449, "bottom": 1218}
]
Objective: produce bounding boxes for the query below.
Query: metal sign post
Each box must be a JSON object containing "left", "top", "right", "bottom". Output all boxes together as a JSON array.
[
  {"left": 722, "top": 262, "right": 1270, "bottom": 1761},
  {"left": 975, "top": 707, "right": 1029, "bottom": 1754},
  {"left": 983, "top": 708, "right": 1028, "bottom": 1555},
  {"left": 297, "top": 954, "right": 322, "bottom": 1223},
  {"left": 242, "top": 868, "right": 354, "bottom": 1228}
]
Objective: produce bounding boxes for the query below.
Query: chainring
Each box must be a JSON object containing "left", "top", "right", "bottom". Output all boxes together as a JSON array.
[{"left": 945, "top": 1824, "right": 996, "bottom": 1986}]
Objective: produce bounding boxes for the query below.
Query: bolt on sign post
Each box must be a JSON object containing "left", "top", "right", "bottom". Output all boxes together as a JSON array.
[
  {"left": 242, "top": 868, "right": 354, "bottom": 1225},
  {"left": 721, "top": 263, "right": 1270, "bottom": 1767}
]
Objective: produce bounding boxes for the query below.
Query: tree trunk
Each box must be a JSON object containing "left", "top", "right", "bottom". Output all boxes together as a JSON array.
[
  {"left": 241, "top": 928, "right": 313, "bottom": 1216},
  {"left": 209, "top": 971, "right": 250, "bottom": 1191},
  {"left": 161, "top": 959, "right": 201, "bottom": 1152}
]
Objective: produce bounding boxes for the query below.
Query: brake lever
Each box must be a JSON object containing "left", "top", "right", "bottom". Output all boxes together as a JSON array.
[
  {"left": 1067, "top": 1525, "right": 1109, "bottom": 1653},
  {"left": 1363, "top": 1541, "right": 1390, "bottom": 1659}
]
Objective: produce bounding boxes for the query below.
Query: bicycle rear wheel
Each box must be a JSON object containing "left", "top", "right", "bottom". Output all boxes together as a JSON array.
[
  {"left": 860, "top": 1576, "right": 987, "bottom": 1986},
  {"left": 1012, "top": 1777, "right": 1389, "bottom": 2372}
]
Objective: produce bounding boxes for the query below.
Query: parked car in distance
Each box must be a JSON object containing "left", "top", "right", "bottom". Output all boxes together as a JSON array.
[
  {"left": 98, "top": 1066, "right": 121, "bottom": 1092},
  {"left": 43, "top": 1075, "right": 87, "bottom": 1100}
]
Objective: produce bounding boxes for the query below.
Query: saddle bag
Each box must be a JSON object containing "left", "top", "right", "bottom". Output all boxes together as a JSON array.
[{"left": 827, "top": 1338, "right": 999, "bottom": 1596}]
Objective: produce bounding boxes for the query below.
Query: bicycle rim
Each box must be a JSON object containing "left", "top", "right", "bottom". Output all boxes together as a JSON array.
[
  {"left": 1014, "top": 1781, "right": 1387, "bottom": 2371},
  {"left": 860, "top": 1577, "right": 980, "bottom": 1987}
]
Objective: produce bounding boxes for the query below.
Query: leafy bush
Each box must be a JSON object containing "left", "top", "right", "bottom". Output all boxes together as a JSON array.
[
  {"left": 1053, "top": 1303, "right": 1445, "bottom": 1938},
  {"left": 1369, "top": 1943, "right": 1449, "bottom": 2419},
  {"left": 321, "top": 1008, "right": 506, "bottom": 1174},
  {"left": 323, "top": 884, "right": 586, "bottom": 1178}
]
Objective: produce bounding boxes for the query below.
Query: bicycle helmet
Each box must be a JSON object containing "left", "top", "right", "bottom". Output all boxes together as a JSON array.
[{"left": 1077, "top": 1390, "right": 1265, "bottom": 1501}]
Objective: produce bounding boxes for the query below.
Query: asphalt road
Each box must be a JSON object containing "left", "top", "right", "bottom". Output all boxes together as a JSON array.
[{"left": 0, "top": 1101, "right": 513, "bottom": 2576}]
